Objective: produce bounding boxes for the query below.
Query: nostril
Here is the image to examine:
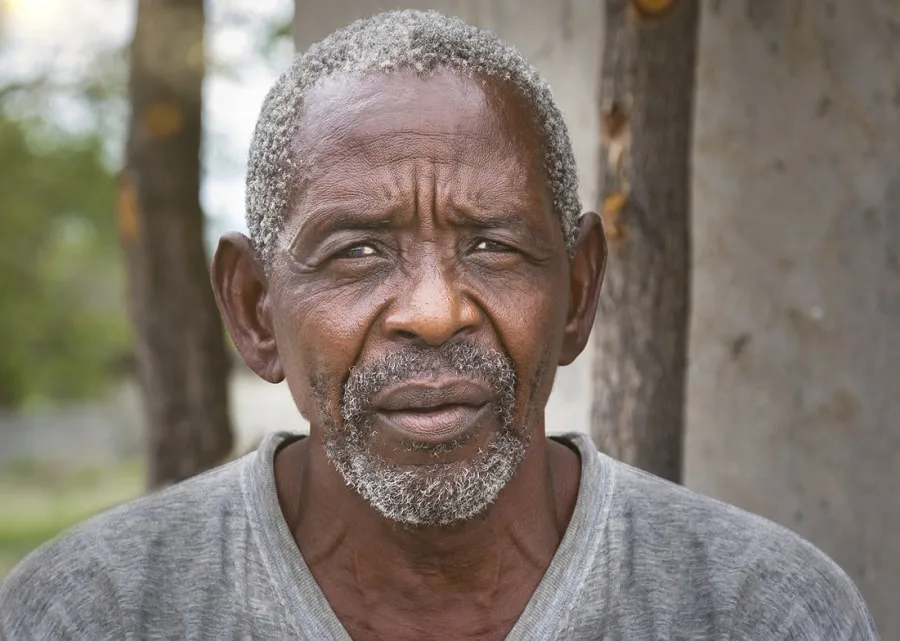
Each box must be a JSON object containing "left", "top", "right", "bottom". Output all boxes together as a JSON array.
[{"left": 396, "top": 329, "right": 419, "bottom": 341}]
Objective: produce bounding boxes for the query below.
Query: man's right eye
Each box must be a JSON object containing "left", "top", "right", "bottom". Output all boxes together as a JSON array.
[{"left": 338, "top": 244, "right": 377, "bottom": 259}]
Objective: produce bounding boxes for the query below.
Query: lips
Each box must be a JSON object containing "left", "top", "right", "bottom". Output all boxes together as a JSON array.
[
  {"left": 372, "top": 379, "right": 492, "bottom": 411},
  {"left": 370, "top": 379, "right": 494, "bottom": 442}
]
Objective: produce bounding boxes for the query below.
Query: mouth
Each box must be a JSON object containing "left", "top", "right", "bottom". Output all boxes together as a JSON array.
[{"left": 370, "top": 379, "right": 493, "bottom": 443}]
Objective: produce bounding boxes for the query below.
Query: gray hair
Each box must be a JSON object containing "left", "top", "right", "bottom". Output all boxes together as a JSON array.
[{"left": 245, "top": 9, "right": 581, "bottom": 265}]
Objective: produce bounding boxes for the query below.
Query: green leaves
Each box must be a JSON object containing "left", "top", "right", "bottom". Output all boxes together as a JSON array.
[{"left": 0, "top": 116, "right": 130, "bottom": 409}]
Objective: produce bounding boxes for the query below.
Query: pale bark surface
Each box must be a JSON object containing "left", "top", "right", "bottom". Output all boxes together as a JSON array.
[
  {"left": 686, "top": 2, "right": 900, "bottom": 635},
  {"left": 121, "top": 0, "right": 233, "bottom": 488},
  {"left": 591, "top": 0, "right": 699, "bottom": 483}
]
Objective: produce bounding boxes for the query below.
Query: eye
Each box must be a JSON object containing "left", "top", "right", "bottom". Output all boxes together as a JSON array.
[
  {"left": 337, "top": 244, "right": 377, "bottom": 259},
  {"left": 473, "top": 239, "right": 514, "bottom": 253}
]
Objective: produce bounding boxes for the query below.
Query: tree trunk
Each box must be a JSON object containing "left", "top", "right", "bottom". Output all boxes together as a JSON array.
[
  {"left": 685, "top": 2, "right": 899, "bottom": 633},
  {"left": 120, "top": 0, "right": 233, "bottom": 488},
  {"left": 591, "top": 0, "right": 699, "bottom": 483}
]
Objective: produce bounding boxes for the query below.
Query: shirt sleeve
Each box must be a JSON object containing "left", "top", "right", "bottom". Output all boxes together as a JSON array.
[
  {"left": 774, "top": 586, "right": 879, "bottom": 640},
  {"left": 727, "top": 537, "right": 881, "bottom": 641},
  {"left": 0, "top": 533, "right": 126, "bottom": 640}
]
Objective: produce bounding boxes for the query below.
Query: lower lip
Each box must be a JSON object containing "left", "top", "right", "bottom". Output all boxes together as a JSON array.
[{"left": 373, "top": 405, "right": 489, "bottom": 443}]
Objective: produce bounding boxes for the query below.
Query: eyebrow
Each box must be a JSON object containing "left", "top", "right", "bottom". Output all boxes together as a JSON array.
[
  {"left": 296, "top": 205, "right": 405, "bottom": 237},
  {"left": 446, "top": 206, "right": 533, "bottom": 235},
  {"left": 295, "top": 200, "right": 537, "bottom": 238}
]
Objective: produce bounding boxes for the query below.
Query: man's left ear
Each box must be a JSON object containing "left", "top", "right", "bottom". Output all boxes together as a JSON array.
[{"left": 559, "top": 212, "right": 607, "bottom": 365}]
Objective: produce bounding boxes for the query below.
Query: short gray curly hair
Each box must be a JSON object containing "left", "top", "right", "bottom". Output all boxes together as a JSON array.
[{"left": 245, "top": 9, "right": 581, "bottom": 265}]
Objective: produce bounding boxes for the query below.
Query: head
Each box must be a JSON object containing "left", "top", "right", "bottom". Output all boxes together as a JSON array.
[{"left": 212, "top": 10, "right": 606, "bottom": 527}]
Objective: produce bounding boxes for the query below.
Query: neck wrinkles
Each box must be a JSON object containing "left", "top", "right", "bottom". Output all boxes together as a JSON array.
[{"left": 281, "top": 425, "right": 572, "bottom": 612}]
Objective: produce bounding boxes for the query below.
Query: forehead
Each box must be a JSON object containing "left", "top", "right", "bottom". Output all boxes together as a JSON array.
[{"left": 289, "top": 69, "right": 549, "bottom": 213}]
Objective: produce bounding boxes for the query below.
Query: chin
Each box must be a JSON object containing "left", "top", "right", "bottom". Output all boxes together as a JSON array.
[{"left": 325, "top": 422, "right": 530, "bottom": 527}]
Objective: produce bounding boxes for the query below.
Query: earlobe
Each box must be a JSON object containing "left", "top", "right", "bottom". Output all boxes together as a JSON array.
[
  {"left": 559, "top": 213, "right": 607, "bottom": 366},
  {"left": 210, "top": 232, "right": 285, "bottom": 383}
]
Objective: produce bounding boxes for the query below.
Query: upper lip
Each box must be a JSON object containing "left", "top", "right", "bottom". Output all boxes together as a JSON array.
[{"left": 371, "top": 379, "right": 493, "bottom": 412}]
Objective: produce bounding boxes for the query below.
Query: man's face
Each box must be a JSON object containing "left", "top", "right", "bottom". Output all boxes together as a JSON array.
[{"left": 258, "top": 70, "right": 573, "bottom": 525}]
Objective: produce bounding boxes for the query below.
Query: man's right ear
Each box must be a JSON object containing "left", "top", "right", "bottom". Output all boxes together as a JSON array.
[{"left": 210, "top": 232, "right": 284, "bottom": 383}]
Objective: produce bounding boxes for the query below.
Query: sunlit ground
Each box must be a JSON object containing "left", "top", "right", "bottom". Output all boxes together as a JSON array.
[{"left": 0, "top": 458, "right": 143, "bottom": 577}]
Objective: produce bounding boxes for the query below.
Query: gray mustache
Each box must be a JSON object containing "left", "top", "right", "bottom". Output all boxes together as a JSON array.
[{"left": 341, "top": 342, "right": 517, "bottom": 424}]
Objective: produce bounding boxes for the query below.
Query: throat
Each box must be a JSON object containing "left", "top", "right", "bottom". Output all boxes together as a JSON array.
[
  {"left": 274, "top": 433, "right": 581, "bottom": 639},
  {"left": 325, "top": 525, "right": 549, "bottom": 641}
]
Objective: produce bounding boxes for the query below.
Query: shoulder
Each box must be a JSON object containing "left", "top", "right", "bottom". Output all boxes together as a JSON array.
[
  {"left": 0, "top": 515, "right": 127, "bottom": 639},
  {"left": 0, "top": 455, "right": 252, "bottom": 639},
  {"left": 593, "top": 445, "right": 878, "bottom": 639}
]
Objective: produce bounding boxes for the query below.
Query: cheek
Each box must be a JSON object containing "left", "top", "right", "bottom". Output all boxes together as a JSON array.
[
  {"left": 478, "top": 273, "right": 566, "bottom": 407},
  {"left": 270, "top": 280, "right": 388, "bottom": 419}
]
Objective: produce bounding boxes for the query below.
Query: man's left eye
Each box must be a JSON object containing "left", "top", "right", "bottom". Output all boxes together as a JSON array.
[{"left": 473, "top": 239, "right": 513, "bottom": 253}]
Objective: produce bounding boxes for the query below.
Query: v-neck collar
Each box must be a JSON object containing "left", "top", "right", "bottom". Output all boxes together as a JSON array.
[{"left": 243, "top": 431, "right": 614, "bottom": 640}]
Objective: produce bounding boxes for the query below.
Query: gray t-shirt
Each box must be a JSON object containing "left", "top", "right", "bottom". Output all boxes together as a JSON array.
[{"left": 0, "top": 432, "right": 879, "bottom": 640}]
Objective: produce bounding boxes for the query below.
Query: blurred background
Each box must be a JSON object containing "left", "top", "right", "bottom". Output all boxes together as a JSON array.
[{"left": 0, "top": 0, "right": 897, "bottom": 636}]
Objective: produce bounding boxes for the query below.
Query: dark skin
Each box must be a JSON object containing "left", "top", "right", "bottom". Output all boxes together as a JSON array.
[{"left": 211, "top": 70, "right": 607, "bottom": 640}]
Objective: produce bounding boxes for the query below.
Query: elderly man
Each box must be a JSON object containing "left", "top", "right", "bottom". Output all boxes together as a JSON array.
[{"left": 0, "top": 10, "right": 878, "bottom": 641}]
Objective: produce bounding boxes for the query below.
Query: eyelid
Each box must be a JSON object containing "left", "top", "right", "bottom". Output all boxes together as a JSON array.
[
  {"left": 473, "top": 238, "right": 516, "bottom": 252},
  {"left": 331, "top": 240, "right": 383, "bottom": 260}
]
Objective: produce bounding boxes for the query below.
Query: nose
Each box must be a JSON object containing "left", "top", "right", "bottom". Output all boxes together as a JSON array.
[{"left": 382, "top": 251, "right": 479, "bottom": 346}]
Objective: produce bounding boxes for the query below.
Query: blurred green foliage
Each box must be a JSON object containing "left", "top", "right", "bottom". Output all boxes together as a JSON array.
[
  {"left": 0, "top": 2, "right": 293, "bottom": 411},
  {"left": 0, "top": 115, "right": 130, "bottom": 410}
]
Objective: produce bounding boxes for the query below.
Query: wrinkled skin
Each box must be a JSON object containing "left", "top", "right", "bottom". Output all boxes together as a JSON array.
[{"left": 211, "top": 70, "right": 606, "bottom": 641}]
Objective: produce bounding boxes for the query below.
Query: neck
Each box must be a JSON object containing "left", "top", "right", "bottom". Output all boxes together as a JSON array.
[{"left": 274, "top": 425, "right": 580, "bottom": 635}]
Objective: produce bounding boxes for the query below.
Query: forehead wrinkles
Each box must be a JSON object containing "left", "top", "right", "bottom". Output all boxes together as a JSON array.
[
  {"left": 296, "top": 140, "right": 533, "bottom": 211},
  {"left": 288, "top": 70, "right": 548, "bottom": 206}
]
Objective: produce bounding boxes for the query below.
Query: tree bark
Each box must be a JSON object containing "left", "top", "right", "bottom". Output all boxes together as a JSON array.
[
  {"left": 591, "top": 0, "right": 699, "bottom": 483},
  {"left": 121, "top": 0, "right": 233, "bottom": 488}
]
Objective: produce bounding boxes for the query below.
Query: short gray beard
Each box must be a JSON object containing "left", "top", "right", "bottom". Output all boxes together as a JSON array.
[{"left": 321, "top": 342, "right": 527, "bottom": 527}]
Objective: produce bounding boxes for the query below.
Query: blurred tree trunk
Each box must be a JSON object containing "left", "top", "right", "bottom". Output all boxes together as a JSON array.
[
  {"left": 591, "top": 0, "right": 699, "bottom": 483},
  {"left": 120, "top": 0, "right": 233, "bottom": 489}
]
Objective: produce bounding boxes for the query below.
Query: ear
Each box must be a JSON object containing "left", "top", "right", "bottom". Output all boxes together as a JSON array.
[
  {"left": 210, "top": 232, "right": 284, "bottom": 383},
  {"left": 559, "top": 213, "right": 607, "bottom": 365}
]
